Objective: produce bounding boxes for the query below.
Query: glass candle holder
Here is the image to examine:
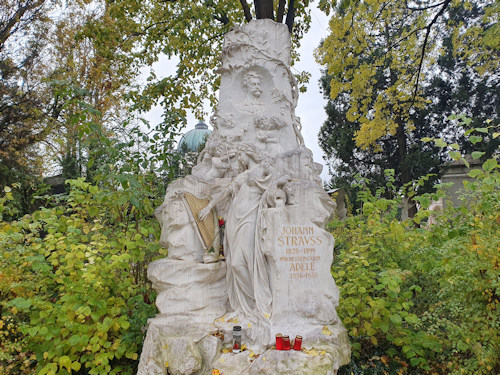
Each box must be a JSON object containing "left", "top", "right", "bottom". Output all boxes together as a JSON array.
[
  {"left": 283, "top": 335, "right": 291, "bottom": 350},
  {"left": 276, "top": 333, "right": 283, "bottom": 350},
  {"left": 232, "top": 326, "right": 242, "bottom": 353},
  {"left": 293, "top": 335, "right": 302, "bottom": 350}
]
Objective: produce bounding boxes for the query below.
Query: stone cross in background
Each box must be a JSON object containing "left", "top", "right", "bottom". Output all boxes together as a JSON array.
[{"left": 138, "top": 20, "right": 350, "bottom": 375}]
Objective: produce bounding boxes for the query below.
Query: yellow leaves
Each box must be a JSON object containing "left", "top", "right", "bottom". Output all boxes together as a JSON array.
[
  {"left": 247, "top": 323, "right": 252, "bottom": 328},
  {"left": 222, "top": 348, "right": 230, "bottom": 354},
  {"left": 305, "top": 349, "right": 319, "bottom": 356},
  {"left": 165, "top": 361, "right": 169, "bottom": 368},
  {"left": 321, "top": 326, "right": 332, "bottom": 336},
  {"left": 329, "top": 79, "right": 342, "bottom": 101},
  {"left": 351, "top": 65, "right": 375, "bottom": 99}
]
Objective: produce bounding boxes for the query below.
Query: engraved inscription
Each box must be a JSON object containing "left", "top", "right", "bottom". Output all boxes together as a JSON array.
[{"left": 277, "top": 226, "right": 321, "bottom": 279}]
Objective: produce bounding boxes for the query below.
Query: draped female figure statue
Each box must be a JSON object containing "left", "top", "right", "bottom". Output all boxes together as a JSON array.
[{"left": 199, "top": 145, "right": 289, "bottom": 324}]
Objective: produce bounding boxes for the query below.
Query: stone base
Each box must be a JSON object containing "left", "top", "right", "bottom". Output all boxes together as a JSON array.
[
  {"left": 138, "top": 317, "right": 223, "bottom": 375},
  {"left": 138, "top": 315, "right": 350, "bottom": 375},
  {"left": 214, "top": 349, "right": 343, "bottom": 375}
]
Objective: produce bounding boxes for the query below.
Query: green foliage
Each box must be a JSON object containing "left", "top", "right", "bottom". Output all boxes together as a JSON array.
[
  {"left": 317, "top": 0, "right": 498, "bottom": 196},
  {"left": 332, "top": 178, "right": 441, "bottom": 374},
  {"left": 333, "top": 142, "right": 499, "bottom": 373},
  {"left": 0, "top": 178, "right": 166, "bottom": 374}
]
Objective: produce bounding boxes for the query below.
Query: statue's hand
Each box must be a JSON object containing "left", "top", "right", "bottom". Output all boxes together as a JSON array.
[{"left": 199, "top": 205, "right": 212, "bottom": 221}]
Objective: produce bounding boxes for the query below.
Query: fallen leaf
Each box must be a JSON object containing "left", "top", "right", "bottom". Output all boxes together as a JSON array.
[{"left": 321, "top": 326, "right": 332, "bottom": 336}]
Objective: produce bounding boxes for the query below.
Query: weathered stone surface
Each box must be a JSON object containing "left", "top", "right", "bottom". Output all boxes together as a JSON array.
[
  {"left": 138, "top": 18, "right": 350, "bottom": 374},
  {"left": 212, "top": 348, "right": 346, "bottom": 375},
  {"left": 148, "top": 258, "right": 228, "bottom": 321},
  {"left": 196, "top": 335, "right": 223, "bottom": 375},
  {"left": 138, "top": 319, "right": 223, "bottom": 375}
]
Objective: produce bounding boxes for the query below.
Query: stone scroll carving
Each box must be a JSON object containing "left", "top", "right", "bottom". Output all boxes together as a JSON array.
[{"left": 138, "top": 19, "right": 350, "bottom": 375}]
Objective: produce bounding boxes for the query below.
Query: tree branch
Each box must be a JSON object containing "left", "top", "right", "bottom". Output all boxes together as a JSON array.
[
  {"left": 411, "top": 0, "right": 452, "bottom": 104},
  {"left": 0, "top": 0, "right": 46, "bottom": 49},
  {"left": 213, "top": 13, "right": 229, "bottom": 25},
  {"left": 239, "top": 0, "right": 252, "bottom": 22},
  {"left": 405, "top": 0, "right": 447, "bottom": 11}
]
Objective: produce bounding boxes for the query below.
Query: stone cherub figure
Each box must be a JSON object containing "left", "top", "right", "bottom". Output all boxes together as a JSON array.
[{"left": 255, "top": 114, "right": 286, "bottom": 155}]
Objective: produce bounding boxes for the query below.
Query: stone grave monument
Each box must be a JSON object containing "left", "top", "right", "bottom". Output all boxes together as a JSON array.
[{"left": 138, "top": 19, "right": 350, "bottom": 375}]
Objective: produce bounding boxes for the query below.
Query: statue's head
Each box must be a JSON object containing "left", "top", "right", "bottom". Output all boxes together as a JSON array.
[{"left": 242, "top": 70, "right": 262, "bottom": 99}]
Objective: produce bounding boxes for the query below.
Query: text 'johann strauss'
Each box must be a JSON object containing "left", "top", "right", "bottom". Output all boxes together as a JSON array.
[{"left": 278, "top": 226, "right": 323, "bottom": 246}]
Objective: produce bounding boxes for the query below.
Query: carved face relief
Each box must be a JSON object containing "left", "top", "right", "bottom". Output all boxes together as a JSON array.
[{"left": 243, "top": 71, "right": 263, "bottom": 99}]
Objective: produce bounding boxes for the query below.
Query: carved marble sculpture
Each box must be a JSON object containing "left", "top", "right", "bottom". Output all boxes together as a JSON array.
[{"left": 138, "top": 19, "right": 350, "bottom": 375}]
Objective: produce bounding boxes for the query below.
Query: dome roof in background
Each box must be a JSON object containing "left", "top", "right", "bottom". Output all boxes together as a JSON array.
[{"left": 177, "top": 120, "right": 211, "bottom": 153}]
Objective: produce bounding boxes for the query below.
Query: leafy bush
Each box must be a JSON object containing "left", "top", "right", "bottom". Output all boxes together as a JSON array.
[
  {"left": 334, "top": 154, "right": 499, "bottom": 374},
  {"left": 0, "top": 178, "right": 166, "bottom": 374}
]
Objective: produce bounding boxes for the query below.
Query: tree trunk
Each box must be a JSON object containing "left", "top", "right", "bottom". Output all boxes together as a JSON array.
[
  {"left": 276, "top": 0, "right": 286, "bottom": 23},
  {"left": 395, "top": 115, "right": 417, "bottom": 219},
  {"left": 254, "top": 0, "right": 274, "bottom": 20},
  {"left": 285, "top": 0, "right": 295, "bottom": 33}
]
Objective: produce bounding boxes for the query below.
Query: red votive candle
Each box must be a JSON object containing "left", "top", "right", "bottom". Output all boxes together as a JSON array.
[
  {"left": 283, "top": 335, "right": 291, "bottom": 350},
  {"left": 275, "top": 333, "right": 283, "bottom": 350},
  {"left": 293, "top": 335, "right": 302, "bottom": 350}
]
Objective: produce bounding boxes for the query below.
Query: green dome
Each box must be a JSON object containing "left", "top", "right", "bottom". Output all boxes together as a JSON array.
[{"left": 177, "top": 120, "right": 211, "bottom": 153}]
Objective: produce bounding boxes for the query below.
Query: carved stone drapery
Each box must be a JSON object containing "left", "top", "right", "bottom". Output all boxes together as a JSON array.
[{"left": 138, "top": 20, "right": 350, "bottom": 375}]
